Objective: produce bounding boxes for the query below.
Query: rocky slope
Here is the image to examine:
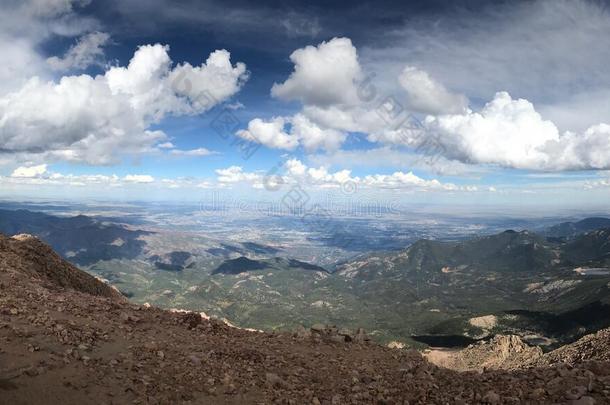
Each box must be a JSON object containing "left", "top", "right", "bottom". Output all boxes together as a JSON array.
[
  {"left": 424, "top": 335, "right": 545, "bottom": 372},
  {"left": 0, "top": 234, "right": 123, "bottom": 300},
  {"left": 539, "top": 328, "right": 610, "bottom": 366},
  {"left": 2, "top": 234, "right": 610, "bottom": 404}
]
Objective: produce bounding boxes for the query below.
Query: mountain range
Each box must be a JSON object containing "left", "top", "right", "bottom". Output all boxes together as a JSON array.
[{"left": 1, "top": 209, "right": 610, "bottom": 348}]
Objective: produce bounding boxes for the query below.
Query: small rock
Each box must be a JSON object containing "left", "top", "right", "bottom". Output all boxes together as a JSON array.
[
  {"left": 482, "top": 390, "right": 501, "bottom": 404},
  {"left": 566, "top": 386, "right": 588, "bottom": 400},
  {"left": 329, "top": 334, "right": 346, "bottom": 344},
  {"left": 294, "top": 325, "right": 311, "bottom": 339},
  {"left": 266, "top": 372, "right": 290, "bottom": 389},
  {"left": 311, "top": 324, "right": 326, "bottom": 333}
]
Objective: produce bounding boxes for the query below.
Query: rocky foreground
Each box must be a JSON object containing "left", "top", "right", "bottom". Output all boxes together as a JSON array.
[{"left": 1, "top": 234, "right": 610, "bottom": 404}]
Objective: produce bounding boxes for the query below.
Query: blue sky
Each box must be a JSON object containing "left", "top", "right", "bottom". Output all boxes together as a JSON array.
[{"left": 1, "top": 0, "right": 610, "bottom": 211}]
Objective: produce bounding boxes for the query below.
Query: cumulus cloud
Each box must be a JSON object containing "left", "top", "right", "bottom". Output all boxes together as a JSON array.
[
  {"left": 271, "top": 37, "right": 362, "bottom": 107},
  {"left": 214, "top": 158, "right": 477, "bottom": 192},
  {"left": 238, "top": 38, "right": 459, "bottom": 154},
  {"left": 167, "top": 49, "right": 248, "bottom": 111},
  {"left": 240, "top": 35, "right": 610, "bottom": 172},
  {"left": 422, "top": 92, "right": 610, "bottom": 171},
  {"left": 236, "top": 38, "right": 372, "bottom": 153},
  {"left": 123, "top": 174, "right": 155, "bottom": 183},
  {"left": 235, "top": 114, "right": 346, "bottom": 152},
  {"left": 0, "top": 44, "right": 248, "bottom": 165},
  {"left": 398, "top": 66, "right": 468, "bottom": 115},
  {"left": 290, "top": 114, "right": 346, "bottom": 151},
  {"left": 47, "top": 31, "right": 110, "bottom": 71},
  {"left": 236, "top": 117, "right": 299, "bottom": 150},
  {"left": 11, "top": 164, "right": 48, "bottom": 178},
  {"left": 215, "top": 166, "right": 264, "bottom": 186}
]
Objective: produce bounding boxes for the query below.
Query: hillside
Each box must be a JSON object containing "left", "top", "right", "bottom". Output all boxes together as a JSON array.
[
  {"left": 2, "top": 234, "right": 610, "bottom": 404},
  {"left": 546, "top": 217, "right": 610, "bottom": 239},
  {"left": 0, "top": 234, "right": 123, "bottom": 300}
]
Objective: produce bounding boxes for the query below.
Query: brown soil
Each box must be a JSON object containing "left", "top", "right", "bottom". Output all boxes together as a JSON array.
[{"left": 1, "top": 234, "right": 610, "bottom": 404}]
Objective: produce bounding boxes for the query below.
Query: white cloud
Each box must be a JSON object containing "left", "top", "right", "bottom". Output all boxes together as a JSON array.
[
  {"left": 271, "top": 37, "right": 362, "bottom": 107},
  {"left": 426, "top": 92, "right": 559, "bottom": 169},
  {"left": 290, "top": 114, "right": 346, "bottom": 151},
  {"left": 240, "top": 35, "right": 610, "bottom": 172},
  {"left": 169, "top": 147, "right": 216, "bottom": 157},
  {"left": 0, "top": 44, "right": 248, "bottom": 165},
  {"left": 237, "top": 37, "right": 383, "bottom": 152},
  {"left": 398, "top": 66, "right": 467, "bottom": 115},
  {"left": 47, "top": 31, "right": 110, "bottom": 71},
  {"left": 238, "top": 38, "right": 457, "bottom": 154},
  {"left": 236, "top": 114, "right": 346, "bottom": 152},
  {"left": 123, "top": 174, "right": 155, "bottom": 183},
  {"left": 215, "top": 166, "right": 263, "bottom": 184},
  {"left": 236, "top": 117, "right": 299, "bottom": 150},
  {"left": 10, "top": 164, "right": 48, "bottom": 178},
  {"left": 167, "top": 49, "right": 248, "bottom": 112},
  {"left": 1, "top": 167, "right": 225, "bottom": 191},
  {"left": 157, "top": 142, "right": 175, "bottom": 149},
  {"left": 423, "top": 92, "right": 610, "bottom": 171},
  {"left": 214, "top": 158, "right": 477, "bottom": 192},
  {"left": 225, "top": 101, "right": 244, "bottom": 110},
  {"left": 362, "top": 171, "right": 459, "bottom": 191}
]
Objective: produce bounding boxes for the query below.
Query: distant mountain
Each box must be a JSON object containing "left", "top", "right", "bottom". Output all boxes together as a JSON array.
[
  {"left": 151, "top": 251, "right": 194, "bottom": 271},
  {"left": 562, "top": 228, "right": 610, "bottom": 266},
  {"left": 333, "top": 228, "right": 610, "bottom": 344},
  {"left": 212, "top": 256, "right": 269, "bottom": 274},
  {"left": 545, "top": 217, "right": 610, "bottom": 239},
  {"left": 0, "top": 209, "right": 150, "bottom": 265},
  {"left": 212, "top": 256, "right": 328, "bottom": 275},
  {"left": 337, "top": 230, "right": 559, "bottom": 281}
]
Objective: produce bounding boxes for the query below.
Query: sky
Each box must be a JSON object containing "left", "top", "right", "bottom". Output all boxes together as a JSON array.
[{"left": 1, "top": 0, "right": 610, "bottom": 211}]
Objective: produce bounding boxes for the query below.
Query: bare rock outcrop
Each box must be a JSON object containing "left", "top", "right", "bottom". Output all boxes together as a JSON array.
[{"left": 425, "top": 334, "right": 543, "bottom": 371}]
